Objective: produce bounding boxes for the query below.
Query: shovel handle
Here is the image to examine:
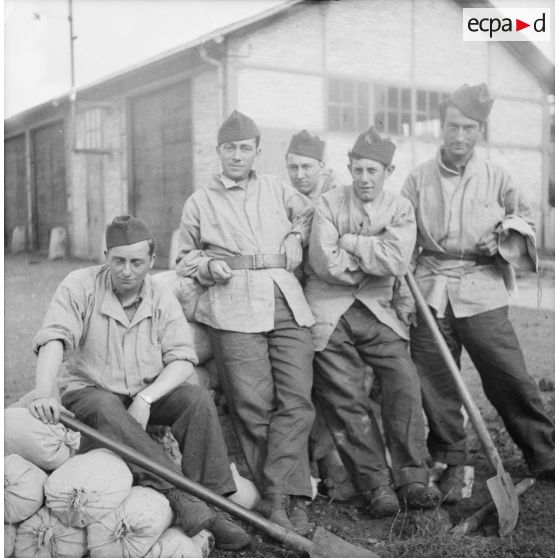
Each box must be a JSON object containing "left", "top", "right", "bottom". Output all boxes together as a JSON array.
[
  {"left": 405, "top": 272, "right": 505, "bottom": 473},
  {"left": 58, "top": 413, "right": 313, "bottom": 555}
]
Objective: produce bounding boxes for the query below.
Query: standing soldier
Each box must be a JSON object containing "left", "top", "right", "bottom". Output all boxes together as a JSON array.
[
  {"left": 285, "top": 130, "right": 337, "bottom": 203},
  {"left": 176, "top": 111, "right": 315, "bottom": 534},
  {"left": 305, "top": 126, "right": 440, "bottom": 517},
  {"left": 402, "top": 83, "right": 555, "bottom": 503}
]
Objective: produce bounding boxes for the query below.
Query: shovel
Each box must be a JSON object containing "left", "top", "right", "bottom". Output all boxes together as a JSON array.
[
  {"left": 405, "top": 272, "right": 519, "bottom": 536},
  {"left": 59, "top": 414, "right": 378, "bottom": 558}
]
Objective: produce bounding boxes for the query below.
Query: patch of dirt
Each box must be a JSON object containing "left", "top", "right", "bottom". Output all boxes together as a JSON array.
[{"left": 4, "top": 254, "right": 555, "bottom": 558}]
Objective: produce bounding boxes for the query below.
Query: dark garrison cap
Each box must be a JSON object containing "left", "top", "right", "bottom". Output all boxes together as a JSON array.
[
  {"left": 218, "top": 110, "right": 260, "bottom": 144},
  {"left": 441, "top": 83, "right": 494, "bottom": 123},
  {"left": 287, "top": 130, "right": 326, "bottom": 161},
  {"left": 349, "top": 126, "right": 396, "bottom": 166},
  {"left": 106, "top": 215, "right": 153, "bottom": 251}
]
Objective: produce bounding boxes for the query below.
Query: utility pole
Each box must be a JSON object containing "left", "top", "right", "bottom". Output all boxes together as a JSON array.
[{"left": 68, "top": 0, "right": 77, "bottom": 149}]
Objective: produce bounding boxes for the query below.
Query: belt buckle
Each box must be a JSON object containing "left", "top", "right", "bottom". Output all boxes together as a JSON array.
[{"left": 251, "top": 254, "right": 264, "bottom": 270}]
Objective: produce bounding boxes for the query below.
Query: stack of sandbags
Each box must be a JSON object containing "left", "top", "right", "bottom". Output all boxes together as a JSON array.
[
  {"left": 5, "top": 524, "right": 17, "bottom": 558},
  {"left": 44, "top": 449, "right": 133, "bottom": 528},
  {"left": 14, "top": 507, "right": 87, "bottom": 558},
  {"left": 4, "top": 407, "right": 80, "bottom": 471},
  {"left": 5, "top": 455, "right": 47, "bottom": 525},
  {"left": 87, "top": 486, "right": 172, "bottom": 558},
  {"left": 146, "top": 528, "right": 214, "bottom": 558}
]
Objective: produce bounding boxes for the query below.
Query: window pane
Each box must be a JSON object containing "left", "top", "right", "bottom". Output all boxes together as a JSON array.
[
  {"left": 401, "top": 111, "right": 412, "bottom": 137},
  {"left": 329, "top": 79, "right": 341, "bottom": 103},
  {"left": 387, "top": 111, "right": 399, "bottom": 133},
  {"left": 374, "top": 111, "right": 386, "bottom": 132},
  {"left": 341, "top": 106, "right": 355, "bottom": 130},
  {"left": 388, "top": 87, "right": 399, "bottom": 109},
  {"left": 417, "top": 89, "right": 427, "bottom": 112},
  {"left": 358, "top": 82, "right": 369, "bottom": 106},
  {"left": 375, "top": 85, "right": 386, "bottom": 110},
  {"left": 328, "top": 105, "right": 340, "bottom": 131},
  {"left": 401, "top": 88, "right": 411, "bottom": 110},
  {"left": 429, "top": 92, "right": 439, "bottom": 114},
  {"left": 342, "top": 81, "right": 353, "bottom": 103},
  {"left": 357, "top": 106, "right": 369, "bottom": 129}
]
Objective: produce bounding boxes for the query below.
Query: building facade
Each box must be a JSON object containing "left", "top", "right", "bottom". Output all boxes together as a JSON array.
[{"left": 4, "top": 0, "right": 554, "bottom": 266}]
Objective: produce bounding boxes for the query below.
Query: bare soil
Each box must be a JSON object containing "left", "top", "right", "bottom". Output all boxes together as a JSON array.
[{"left": 4, "top": 254, "right": 555, "bottom": 558}]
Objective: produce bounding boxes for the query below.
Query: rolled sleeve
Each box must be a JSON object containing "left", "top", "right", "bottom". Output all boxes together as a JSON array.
[
  {"left": 32, "top": 282, "right": 84, "bottom": 360},
  {"left": 158, "top": 293, "right": 199, "bottom": 367}
]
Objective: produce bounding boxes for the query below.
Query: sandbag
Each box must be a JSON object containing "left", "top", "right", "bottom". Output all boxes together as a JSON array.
[
  {"left": 4, "top": 407, "right": 80, "bottom": 471},
  {"left": 189, "top": 321, "right": 212, "bottom": 364},
  {"left": 187, "top": 359, "right": 220, "bottom": 390},
  {"left": 5, "top": 524, "right": 17, "bottom": 557},
  {"left": 228, "top": 463, "right": 261, "bottom": 510},
  {"left": 151, "top": 271, "right": 205, "bottom": 321},
  {"left": 14, "top": 507, "right": 87, "bottom": 558},
  {"left": 45, "top": 449, "right": 132, "bottom": 528},
  {"left": 145, "top": 527, "right": 214, "bottom": 558},
  {"left": 5, "top": 454, "right": 48, "bottom": 524},
  {"left": 87, "top": 486, "right": 173, "bottom": 558}
]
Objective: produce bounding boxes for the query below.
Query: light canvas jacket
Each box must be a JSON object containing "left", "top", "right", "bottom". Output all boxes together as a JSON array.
[
  {"left": 305, "top": 185, "right": 416, "bottom": 351},
  {"left": 176, "top": 171, "right": 315, "bottom": 332},
  {"left": 401, "top": 147, "right": 534, "bottom": 318},
  {"left": 33, "top": 265, "right": 197, "bottom": 396}
]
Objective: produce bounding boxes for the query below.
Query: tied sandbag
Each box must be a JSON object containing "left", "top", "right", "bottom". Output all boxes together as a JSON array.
[
  {"left": 45, "top": 449, "right": 132, "bottom": 528},
  {"left": 14, "top": 507, "right": 87, "bottom": 558},
  {"left": 5, "top": 454, "right": 48, "bottom": 524},
  {"left": 145, "top": 527, "right": 214, "bottom": 558},
  {"left": 4, "top": 407, "right": 80, "bottom": 472},
  {"left": 189, "top": 321, "right": 212, "bottom": 365},
  {"left": 5, "top": 524, "right": 17, "bottom": 557},
  {"left": 151, "top": 271, "right": 205, "bottom": 321},
  {"left": 228, "top": 463, "right": 261, "bottom": 510},
  {"left": 87, "top": 486, "right": 173, "bottom": 558}
]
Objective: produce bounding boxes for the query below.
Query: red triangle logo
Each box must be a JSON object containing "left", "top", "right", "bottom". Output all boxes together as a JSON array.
[{"left": 516, "top": 19, "right": 530, "bottom": 31}]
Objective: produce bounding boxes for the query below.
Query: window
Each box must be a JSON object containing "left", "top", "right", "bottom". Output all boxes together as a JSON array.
[
  {"left": 76, "top": 107, "right": 105, "bottom": 151},
  {"left": 374, "top": 85, "right": 412, "bottom": 136},
  {"left": 327, "top": 79, "right": 452, "bottom": 139},
  {"left": 328, "top": 79, "right": 369, "bottom": 132}
]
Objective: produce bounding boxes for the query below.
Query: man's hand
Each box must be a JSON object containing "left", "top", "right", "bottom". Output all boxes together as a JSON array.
[
  {"left": 397, "top": 309, "right": 418, "bottom": 328},
  {"left": 127, "top": 396, "right": 151, "bottom": 430},
  {"left": 339, "top": 233, "right": 358, "bottom": 254},
  {"left": 281, "top": 234, "right": 303, "bottom": 272},
  {"left": 477, "top": 231, "right": 498, "bottom": 256},
  {"left": 208, "top": 259, "right": 233, "bottom": 284},
  {"left": 28, "top": 396, "right": 73, "bottom": 425}
]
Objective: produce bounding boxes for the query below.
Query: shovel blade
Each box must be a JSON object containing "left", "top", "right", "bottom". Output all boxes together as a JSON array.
[
  {"left": 309, "top": 526, "right": 379, "bottom": 558},
  {"left": 486, "top": 470, "right": 519, "bottom": 536}
]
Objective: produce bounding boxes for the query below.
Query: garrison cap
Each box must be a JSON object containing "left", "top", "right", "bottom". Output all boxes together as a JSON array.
[
  {"left": 441, "top": 83, "right": 494, "bottom": 123},
  {"left": 349, "top": 126, "right": 396, "bottom": 166},
  {"left": 106, "top": 215, "right": 153, "bottom": 251},
  {"left": 287, "top": 130, "right": 326, "bottom": 161},
  {"left": 218, "top": 110, "right": 260, "bottom": 144}
]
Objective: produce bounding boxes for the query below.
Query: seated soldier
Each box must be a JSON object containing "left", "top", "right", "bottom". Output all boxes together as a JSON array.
[{"left": 28, "top": 215, "right": 251, "bottom": 551}]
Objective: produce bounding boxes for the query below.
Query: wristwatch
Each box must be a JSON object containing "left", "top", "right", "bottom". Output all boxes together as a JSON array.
[{"left": 137, "top": 393, "right": 153, "bottom": 405}]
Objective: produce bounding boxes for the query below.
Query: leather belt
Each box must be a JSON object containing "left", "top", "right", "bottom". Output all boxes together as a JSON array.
[
  {"left": 420, "top": 249, "right": 494, "bottom": 266},
  {"left": 224, "top": 254, "right": 286, "bottom": 270}
]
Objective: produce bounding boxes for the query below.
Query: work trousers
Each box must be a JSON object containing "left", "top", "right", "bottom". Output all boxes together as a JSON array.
[
  {"left": 313, "top": 301, "right": 429, "bottom": 493},
  {"left": 410, "top": 304, "right": 555, "bottom": 475},
  {"left": 208, "top": 286, "right": 315, "bottom": 498},
  {"left": 62, "top": 384, "right": 237, "bottom": 495}
]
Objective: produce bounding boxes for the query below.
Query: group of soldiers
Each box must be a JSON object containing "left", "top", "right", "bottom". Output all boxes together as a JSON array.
[{"left": 28, "top": 82, "right": 554, "bottom": 551}]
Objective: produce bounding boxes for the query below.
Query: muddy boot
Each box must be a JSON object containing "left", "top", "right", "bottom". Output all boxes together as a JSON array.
[
  {"left": 207, "top": 509, "right": 252, "bottom": 551},
  {"left": 397, "top": 482, "right": 441, "bottom": 509},
  {"left": 290, "top": 496, "right": 313, "bottom": 535},
  {"left": 439, "top": 465, "right": 466, "bottom": 504},
  {"left": 365, "top": 485, "right": 400, "bottom": 518},
  {"left": 164, "top": 488, "right": 214, "bottom": 536},
  {"left": 262, "top": 494, "right": 295, "bottom": 531}
]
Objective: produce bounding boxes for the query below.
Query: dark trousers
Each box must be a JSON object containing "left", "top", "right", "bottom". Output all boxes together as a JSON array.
[
  {"left": 62, "top": 384, "right": 236, "bottom": 495},
  {"left": 410, "top": 304, "right": 555, "bottom": 475},
  {"left": 313, "top": 301, "right": 429, "bottom": 493},
  {"left": 208, "top": 287, "right": 315, "bottom": 497}
]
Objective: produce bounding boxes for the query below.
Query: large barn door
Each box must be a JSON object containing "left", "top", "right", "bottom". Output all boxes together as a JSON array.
[
  {"left": 130, "top": 80, "right": 193, "bottom": 268},
  {"left": 4, "top": 135, "right": 28, "bottom": 246},
  {"left": 32, "top": 122, "right": 67, "bottom": 251}
]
